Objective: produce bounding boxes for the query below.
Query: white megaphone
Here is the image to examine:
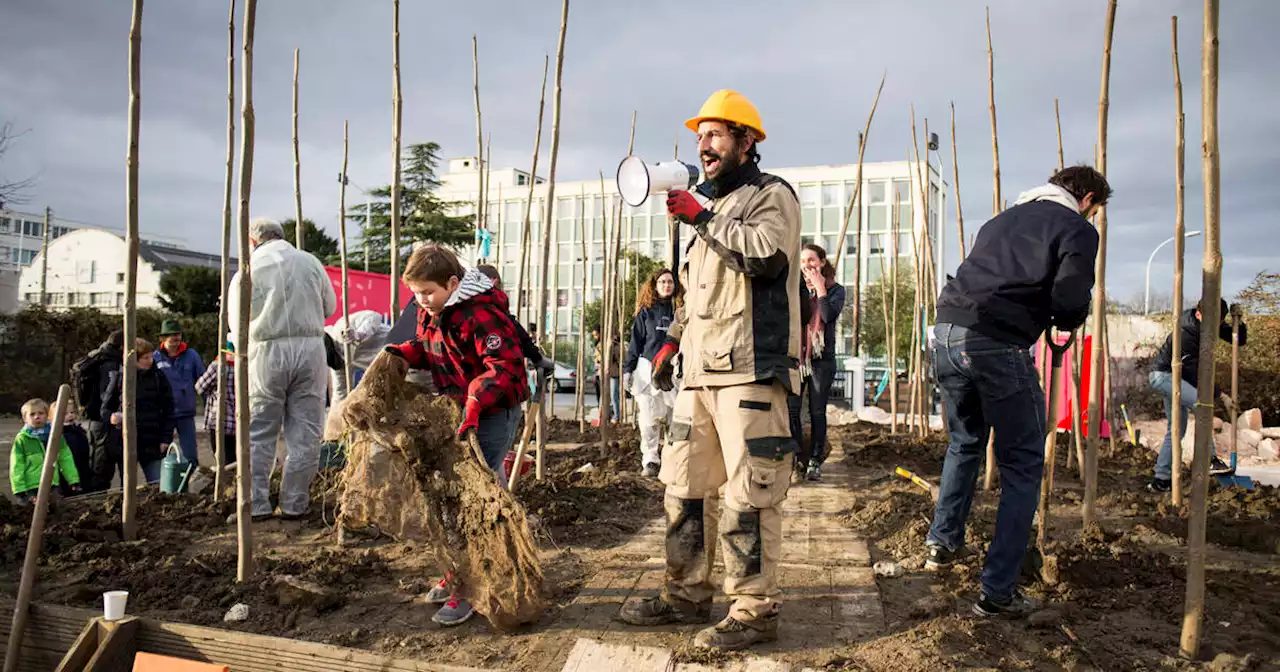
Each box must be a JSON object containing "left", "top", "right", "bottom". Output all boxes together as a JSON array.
[{"left": 616, "top": 156, "right": 700, "bottom": 207}]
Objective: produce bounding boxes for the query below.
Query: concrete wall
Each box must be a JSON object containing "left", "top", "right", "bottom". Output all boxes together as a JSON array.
[{"left": 0, "top": 270, "right": 18, "bottom": 314}]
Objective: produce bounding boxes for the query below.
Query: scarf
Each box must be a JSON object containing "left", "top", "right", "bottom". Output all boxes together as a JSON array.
[
  {"left": 26, "top": 424, "right": 51, "bottom": 444},
  {"left": 1012, "top": 183, "right": 1081, "bottom": 214},
  {"left": 799, "top": 284, "right": 827, "bottom": 379},
  {"left": 443, "top": 267, "right": 494, "bottom": 309}
]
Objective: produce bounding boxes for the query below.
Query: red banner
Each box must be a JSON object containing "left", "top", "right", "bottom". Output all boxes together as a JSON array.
[{"left": 323, "top": 267, "right": 414, "bottom": 326}]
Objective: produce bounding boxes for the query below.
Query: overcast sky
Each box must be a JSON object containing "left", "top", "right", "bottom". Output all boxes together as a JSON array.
[{"left": 2, "top": 0, "right": 1276, "bottom": 304}]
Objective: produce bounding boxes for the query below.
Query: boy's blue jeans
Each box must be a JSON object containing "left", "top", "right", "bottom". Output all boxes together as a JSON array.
[
  {"left": 477, "top": 405, "right": 524, "bottom": 486},
  {"left": 926, "top": 323, "right": 1046, "bottom": 603},
  {"left": 1149, "top": 370, "right": 1196, "bottom": 480}
]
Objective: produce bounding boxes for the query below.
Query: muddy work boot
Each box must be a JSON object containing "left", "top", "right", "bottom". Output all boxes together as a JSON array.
[
  {"left": 693, "top": 615, "right": 779, "bottom": 651},
  {"left": 1144, "top": 478, "right": 1172, "bottom": 494},
  {"left": 616, "top": 595, "right": 711, "bottom": 626},
  {"left": 805, "top": 462, "right": 822, "bottom": 482},
  {"left": 1209, "top": 457, "right": 1234, "bottom": 476}
]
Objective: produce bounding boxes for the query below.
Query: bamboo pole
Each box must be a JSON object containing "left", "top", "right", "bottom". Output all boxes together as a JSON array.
[
  {"left": 121, "top": 0, "right": 143, "bottom": 543},
  {"left": 292, "top": 48, "right": 303, "bottom": 251},
  {"left": 833, "top": 71, "right": 885, "bottom": 268},
  {"left": 214, "top": 0, "right": 235, "bottom": 500},
  {"left": 515, "top": 55, "right": 549, "bottom": 319},
  {"left": 38, "top": 207, "right": 50, "bottom": 306},
  {"left": 950, "top": 102, "right": 966, "bottom": 263},
  {"left": 233, "top": 0, "right": 258, "bottom": 582},
  {"left": 986, "top": 6, "right": 1001, "bottom": 215},
  {"left": 597, "top": 171, "right": 614, "bottom": 450},
  {"left": 911, "top": 112, "right": 938, "bottom": 432},
  {"left": 495, "top": 182, "right": 504, "bottom": 267},
  {"left": 472, "top": 35, "right": 485, "bottom": 258},
  {"left": 1083, "top": 0, "right": 1117, "bottom": 529},
  {"left": 482, "top": 133, "right": 492, "bottom": 262},
  {"left": 1181, "top": 1, "right": 1220, "bottom": 655},
  {"left": 889, "top": 187, "right": 900, "bottom": 433},
  {"left": 339, "top": 121, "right": 353, "bottom": 391},
  {"left": 1054, "top": 98, "right": 1065, "bottom": 172},
  {"left": 1103, "top": 316, "right": 1116, "bottom": 457},
  {"left": 536, "top": 0, "right": 569, "bottom": 480},
  {"left": 549, "top": 231, "right": 559, "bottom": 419},
  {"left": 389, "top": 0, "right": 402, "bottom": 313},
  {"left": 3, "top": 386, "right": 72, "bottom": 672},
  {"left": 1169, "top": 14, "right": 1188, "bottom": 503},
  {"left": 576, "top": 185, "right": 588, "bottom": 430}
]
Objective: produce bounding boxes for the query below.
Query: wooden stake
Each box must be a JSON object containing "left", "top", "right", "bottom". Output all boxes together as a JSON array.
[
  {"left": 472, "top": 35, "right": 485, "bottom": 257},
  {"left": 234, "top": 0, "right": 258, "bottom": 582},
  {"left": 3, "top": 386, "right": 72, "bottom": 672},
  {"left": 1083, "top": 0, "right": 1117, "bottom": 530},
  {"left": 339, "top": 121, "right": 352, "bottom": 391},
  {"left": 483, "top": 133, "right": 492, "bottom": 261},
  {"left": 986, "top": 6, "right": 1002, "bottom": 215},
  {"left": 576, "top": 184, "right": 588, "bottom": 431},
  {"left": 515, "top": 55, "right": 549, "bottom": 319},
  {"left": 833, "top": 71, "right": 885, "bottom": 268},
  {"left": 214, "top": 0, "right": 235, "bottom": 500},
  {"left": 292, "top": 48, "right": 303, "bottom": 251},
  {"left": 536, "top": 0, "right": 569, "bottom": 480},
  {"left": 1181, "top": 2, "right": 1220, "bottom": 654},
  {"left": 38, "top": 207, "right": 50, "bottom": 306},
  {"left": 389, "top": 0, "right": 402, "bottom": 313},
  {"left": 951, "top": 102, "right": 966, "bottom": 263},
  {"left": 889, "top": 186, "right": 900, "bottom": 434},
  {"left": 1169, "top": 14, "right": 1188, "bottom": 503},
  {"left": 121, "top": 0, "right": 143, "bottom": 543},
  {"left": 1054, "top": 98, "right": 1065, "bottom": 172},
  {"left": 549, "top": 228, "right": 559, "bottom": 420}
]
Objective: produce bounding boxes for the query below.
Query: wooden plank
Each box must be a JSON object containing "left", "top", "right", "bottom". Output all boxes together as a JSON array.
[
  {"left": 53, "top": 619, "right": 98, "bottom": 672},
  {"left": 560, "top": 639, "right": 670, "bottom": 672},
  {"left": 84, "top": 619, "right": 137, "bottom": 672}
]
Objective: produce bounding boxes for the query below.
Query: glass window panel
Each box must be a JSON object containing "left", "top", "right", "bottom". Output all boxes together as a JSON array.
[
  {"left": 592, "top": 216, "right": 605, "bottom": 240},
  {"left": 555, "top": 220, "right": 573, "bottom": 242},
  {"left": 899, "top": 234, "right": 914, "bottom": 255},
  {"left": 802, "top": 209, "right": 819, "bottom": 234},
  {"left": 590, "top": 264, "right": 603, "bottom": 285},
  {"left": 505, "top": 201, "right": 523, "bottom": 221},
  {"left": 822, "top": 183, "right": 841, "bottom": 207},
  {"left": 866, "top": 181, "right": 887, "bottom": 205},
  {"left": 651, "top": 241, "right": 665, "bottom": 259},
  {"left": 821, "top": 207, "right": 841, "bottom": 232},
  {"left": 558, "top": 243, "right": 574, "bottom": 263},
  {"left": 557, "top": 197, "right": 574, "bottom": 218},
  {"left": 865, "top": 263, "right": 883, "bottom": 284},
  {"left": 799, "top": 184, "right": 819, "bottom": 207},
  {"left": 893, "top": 180, "right": 912, "bottom": 202},
  {"left": 633, "top": 215, "right": 650, "bottom": 239},
  {"left": 558, "top": 265, "right": 572, "bottom": 286},
  {"left": 868, "top": 205, "right": 888, "bottom": 232},
  {"left": 590, "top": 242, "right": 604, "bottom": 261}
]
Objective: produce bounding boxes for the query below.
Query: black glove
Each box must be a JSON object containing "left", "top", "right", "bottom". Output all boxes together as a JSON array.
[{"left": 652, "top": 342, "right": 679, "bottom": 392}]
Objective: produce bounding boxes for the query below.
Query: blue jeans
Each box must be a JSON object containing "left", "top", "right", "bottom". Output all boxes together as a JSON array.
[
  {"left": 477, "top": 405, "right": 524, "bottom": 485},
  {"left": 596, "top": 377, "right": 621, "bottom": 420},
  {"left": 1150, "top": 370, "right": 1195, "bottom": 480},
  {"left": 926, "top": 323, "right": 1046, "bottom": 602},
  {"left": 141, "top": 459, "right": 162, "bottom": 484},
  {"left": 174, "top": 416, "right": 199, "bottom": 466},
  {"left": 788, "top": 359, "right": 836, "bottom": 467}
]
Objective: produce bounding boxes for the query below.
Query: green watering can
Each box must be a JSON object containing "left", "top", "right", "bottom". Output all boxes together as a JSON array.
[{"left": 160, "top": 443, "right": 195, "bottom": 494}]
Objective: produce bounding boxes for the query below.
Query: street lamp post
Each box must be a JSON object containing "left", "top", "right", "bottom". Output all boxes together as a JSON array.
[{"left": 1145, "top": 230, "right": 1202, "bottom": 314}]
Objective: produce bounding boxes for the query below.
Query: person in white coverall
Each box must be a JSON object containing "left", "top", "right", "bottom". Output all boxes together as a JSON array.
[
  {"left": 325, "top": 310, "right": 392, "bottom": 403},
  {"left": 228, "top": 217, "right": 337, "bottom": 520},
  {"left": 623, "top": 268, "right": 683, "bottom": 479}
]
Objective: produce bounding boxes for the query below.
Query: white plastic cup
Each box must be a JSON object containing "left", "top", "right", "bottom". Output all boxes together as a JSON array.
[{"left": 103, "top": 591, "right": 129, "bottom": 621}]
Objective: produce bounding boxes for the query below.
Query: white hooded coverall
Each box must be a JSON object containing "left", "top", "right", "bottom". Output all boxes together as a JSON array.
[
  {"left": 228, "top": 239, "right": 337, "bottom": 516},
  {"left": 630, "top": 358, "right": 678, "bottom": 467}
]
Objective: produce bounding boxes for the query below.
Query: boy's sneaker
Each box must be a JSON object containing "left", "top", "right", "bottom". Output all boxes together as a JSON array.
[
  {"left": 972, "top": 590, "right": 1041, "bottom": 618},
  {"left": 642, "top": 463, "right": 660, "bottom": 479},
  {"left": 432, "top": 597, "right": 475, "bottom": 626},
  {"left": 1145, "top": 478, "right": 1172, "bottom": 493},
  {"left": 1209, "top": 457, "right": 1234, "bottom": 476},
  {"left": 616, "top": 595, "right": 711, "bottom": 626},
  {"left": 806, "top": 464, "right": 822, "bottom": 482},
  {"left": 924, "top": 543, "right": 972, "bottom": 570},
  {"left": 425, "top": 578, "right": 450, "bottom": 605}
]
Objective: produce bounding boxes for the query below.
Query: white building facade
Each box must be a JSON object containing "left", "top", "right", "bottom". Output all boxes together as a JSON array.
[
  {"left": 0, "top": 209, "right": 77, "bottom": 272},
  {"left": 17, "top": 228, "right": 228, "bottom": 314},
  {"left": 436, "top": 157, "right": 946, "bottom": 359}
]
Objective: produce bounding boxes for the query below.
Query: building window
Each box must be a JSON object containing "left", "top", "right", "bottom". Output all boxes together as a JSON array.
[
  {"left": 20, "top": 249, "right": 36, "bottom": 265},
  {"left": 116, "top": 293, "right": 124, "bottom": 308},
  {"left": 117, "top": 272, "right": 125, "bottom": 283},
  {"left": 517, "top": 175, "right": 527, "bottom": 186},
  {"left": 68, "top": 293, "right": 80, "bottom": 306},
  {"left": 0, "top": 218, "right": 9, "bottom": 232},
  {"left": 22, "top": 220, "right": 43, "bottom": 237}
]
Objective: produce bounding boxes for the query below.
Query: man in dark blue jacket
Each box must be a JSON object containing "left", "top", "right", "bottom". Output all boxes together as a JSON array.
[
  {"left": 927, "top": 165, "right": 1109, "bottom": 618},
  {"left": 154, "top": 319, "right": 206, "bottom": 465}
]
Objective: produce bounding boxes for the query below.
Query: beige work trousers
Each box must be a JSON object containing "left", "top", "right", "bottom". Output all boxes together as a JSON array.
[{"left": 658, "top": 380, "right": 795, "bottom": 622}]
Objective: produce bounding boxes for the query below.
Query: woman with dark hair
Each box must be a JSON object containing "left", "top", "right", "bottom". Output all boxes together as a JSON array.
[
  {"left": 789, "top": 244, "right": 845, "bottom": 481},
  {"left": 624, "top": 268, "right": 684, "bottom": 477}
]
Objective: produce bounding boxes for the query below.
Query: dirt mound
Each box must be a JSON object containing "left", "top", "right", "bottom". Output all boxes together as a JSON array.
[
  {"left": 519, "top": 417, "right": 640, "bottom": 446},
  {"left": 340, "top": 356, "right": 545, "bottom": 631}
]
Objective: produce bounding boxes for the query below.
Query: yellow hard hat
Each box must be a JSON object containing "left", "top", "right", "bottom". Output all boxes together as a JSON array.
[{"left": 685, "top": 89, "right": 766, "bottom": 141}]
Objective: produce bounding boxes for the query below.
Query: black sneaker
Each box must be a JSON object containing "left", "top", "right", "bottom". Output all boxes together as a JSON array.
[
  {"left": 1209, "top": 457, "right": 1234, "bottom": 476},
  {"left": 805, "top": 464, "right": 822, "bottom": 482},
  {"left": 925, "top": 543, "right": 972, "bottom": 570},
  {"left": 616, "top": 595, "right": 711, "bottom": 626},
  {"left": 972, "top": 590, "right": 1041, "bottom": 618},
  {"left": 1145, "top": 478, "right": 1172, "bottom": 493}
]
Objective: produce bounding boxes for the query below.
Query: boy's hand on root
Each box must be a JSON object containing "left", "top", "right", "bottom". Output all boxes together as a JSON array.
[
  {"left": 457, "top": 399, "right": 481, "bottom": 437},
  {"left": 378, "top": 347, "right": 410, "bottom": 380}
]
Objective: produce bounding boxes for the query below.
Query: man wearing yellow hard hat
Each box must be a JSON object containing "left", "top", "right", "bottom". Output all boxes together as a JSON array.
[{"left": 617, "top": 90, "right": 802, "bottom": 651}]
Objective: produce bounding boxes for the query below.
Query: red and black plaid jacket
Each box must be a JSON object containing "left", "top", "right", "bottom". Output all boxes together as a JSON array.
[{"left": 389, "top": 272, "right": 530, "bottom": 414}]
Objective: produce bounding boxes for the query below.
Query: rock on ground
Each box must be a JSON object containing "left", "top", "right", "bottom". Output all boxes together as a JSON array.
[
  {"left": 1240, "top": 408, "right": 1264, "bottom": 432},
  {"left": 1258, "top": 438, "right": 1280, "bottom": 462}
]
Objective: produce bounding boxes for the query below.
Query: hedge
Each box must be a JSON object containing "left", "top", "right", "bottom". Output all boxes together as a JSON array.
[{"left": 0, "top": 307, "right": 220, "bottom": 411}]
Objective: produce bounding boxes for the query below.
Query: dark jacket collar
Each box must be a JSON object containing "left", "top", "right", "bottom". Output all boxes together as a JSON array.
[{"left": 695, "top": 160, "right": 761, "bottom": 200}]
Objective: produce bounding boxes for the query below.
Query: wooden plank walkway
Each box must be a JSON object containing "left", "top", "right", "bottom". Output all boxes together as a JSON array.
[{"left": 544, "top": 439, "right": 883, "bottom": 671}]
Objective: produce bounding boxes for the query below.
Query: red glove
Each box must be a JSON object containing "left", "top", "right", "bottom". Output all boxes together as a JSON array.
[
  {"left": 457, "top": 398, "right": 482, "bottom": 437},
  {"left": 652, "top": 342, "right": 679, "bottom": 392},
  {"left": 666, "top": 190, "right": 707, "bottom": 224}
]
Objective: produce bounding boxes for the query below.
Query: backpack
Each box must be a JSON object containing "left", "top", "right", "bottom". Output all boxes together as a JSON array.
[{"left": 71, "top": 350, "right": 108, "bottom": 422}]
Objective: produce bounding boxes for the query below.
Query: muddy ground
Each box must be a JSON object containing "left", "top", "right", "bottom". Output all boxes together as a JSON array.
[
  {"left": 0, "top": 430, "right": 659, "bottom": 670},
  {"left": 823, "top": 423, "right": 1280, "bottom": 671}
]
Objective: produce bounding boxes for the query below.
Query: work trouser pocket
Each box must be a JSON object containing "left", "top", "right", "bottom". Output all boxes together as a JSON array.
[
  {"left": 659, "top": 419, "right": 692, "bottom": 490},
  {"left": 723, "top": 384, "right": 794, "bottom": 510},
  {"left": 733, "top": 456, "right": 791, "bottom": 509}
]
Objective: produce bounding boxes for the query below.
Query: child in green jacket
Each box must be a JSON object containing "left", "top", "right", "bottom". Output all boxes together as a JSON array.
[{"left": 10, "top": 398, "right": 81, "bottom": 504}]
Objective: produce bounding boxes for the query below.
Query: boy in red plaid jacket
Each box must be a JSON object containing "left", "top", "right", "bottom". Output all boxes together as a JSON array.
[{"left": 382, "top": 244, "right": 530, "bottom": 627}]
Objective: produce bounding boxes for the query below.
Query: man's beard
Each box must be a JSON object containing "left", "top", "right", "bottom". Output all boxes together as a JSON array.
[{"left": 702, "top": 148, "right": 744, "bottom": 181}]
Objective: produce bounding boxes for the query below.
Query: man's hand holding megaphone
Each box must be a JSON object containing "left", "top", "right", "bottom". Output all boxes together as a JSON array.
[{"left": 667, "top": 190, "right": 711, "bottom": 225}]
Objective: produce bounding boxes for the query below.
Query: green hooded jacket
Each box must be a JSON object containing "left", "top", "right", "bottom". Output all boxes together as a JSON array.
[{"left": 9, "top": 427, "right": 80, "bottom": 495}]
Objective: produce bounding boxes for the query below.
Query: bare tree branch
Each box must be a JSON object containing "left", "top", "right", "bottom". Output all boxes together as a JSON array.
[{"left": 0, "top": 122, "right": 38, "bottom": 207}]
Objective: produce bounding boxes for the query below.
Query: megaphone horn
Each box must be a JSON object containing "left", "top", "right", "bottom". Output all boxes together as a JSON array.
[{"left": 616, "top": 156, "right": 700, "bottom": 207}]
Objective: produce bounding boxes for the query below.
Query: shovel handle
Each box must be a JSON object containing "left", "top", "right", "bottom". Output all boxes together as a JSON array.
[{"left": 1046, "top": 329, "right": 1076, "bottom": 364}]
